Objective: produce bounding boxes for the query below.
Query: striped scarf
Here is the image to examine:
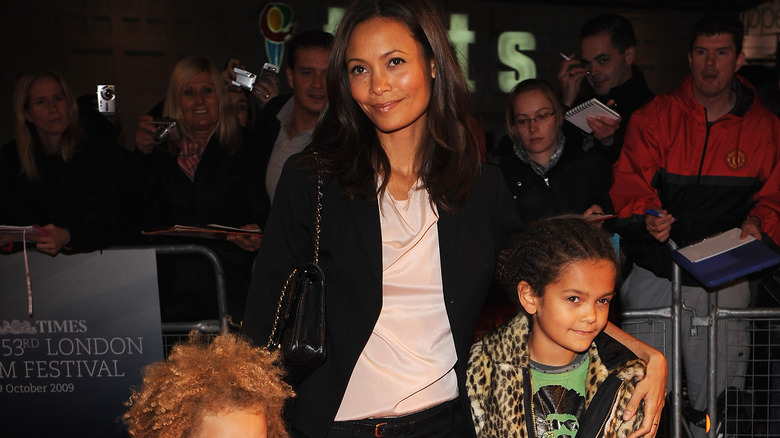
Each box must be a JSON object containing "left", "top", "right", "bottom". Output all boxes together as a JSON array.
[{"left": 176, "top": 135, "right": 210, "bottom": 181}]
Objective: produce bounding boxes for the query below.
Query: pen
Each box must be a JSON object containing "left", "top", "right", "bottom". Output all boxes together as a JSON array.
[
  {"left": 560, "top": 52, "right": 590, "bottom": 76},
  {"left": 645, "top": 209, "right": 677, "bottom": 221}
]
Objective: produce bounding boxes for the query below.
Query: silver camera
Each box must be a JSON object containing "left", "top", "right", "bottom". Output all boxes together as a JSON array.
[
  {"left": 97, "top": 84, "right": 116, "bottom": 115},
  {"left": 232, "top": 67, "right": 257, "bottom": 91},
  {"left": 261, "top": 62, "right": 279, "bottom": 80},
  {"left": 151, "top": 118, "right": 180, "bottom": 144}
]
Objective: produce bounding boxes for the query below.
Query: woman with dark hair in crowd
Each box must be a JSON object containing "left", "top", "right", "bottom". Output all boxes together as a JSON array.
[
  {"left": 242, "top": 1, "right": 667, "bottom": 437},
  {"left": 0, "top": 70, "right": 129, "bottom": 255},
  {"left": 134, "top": 55, "right": 268, "bottom": 323}
]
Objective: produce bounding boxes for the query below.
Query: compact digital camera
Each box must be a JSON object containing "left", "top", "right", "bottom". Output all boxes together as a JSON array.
[
  {"left": 151, "top": 118, "right": 180, "bottom": 144},
  {"left": 232, "top": 67, "right": 257, "bottom": 91},
  {"left": 97, "top": 84, "right": 116, "bottom": 115},
  {"left": 261, "top": 62, "right": 279, "bottom": 80}
]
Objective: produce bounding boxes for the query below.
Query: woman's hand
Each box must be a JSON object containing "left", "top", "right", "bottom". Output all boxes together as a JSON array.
[
  {"left": 135, "top": 114, "right": 157, "bottom": 154},
  {"left": 227, "top": 224, "right": 263, "bottom": 252},
  {"left": 625, "top": 348, "right": 668, "bottom": 438},
  {"left": 0, "top": 233, "right": 14, "bottom": 252},
  {"left": 35, "top": 224, "right": 71, "bottom": 256},
  {"left": 604, "top": 322, "right": 668, "bottom": 438},
  {"left": 221, "top": 58, "right": 244, "bottom": 85}
]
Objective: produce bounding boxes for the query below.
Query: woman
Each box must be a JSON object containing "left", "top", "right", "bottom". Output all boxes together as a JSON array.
[
  {"left": 242, "top": 1, "right": 666, "bottom": 437},
  {"left": 491, "top": 79, "right": 613, "bottom": 223},
  {"left": 0, "top": 71, "right": 129, "bottom": 255},
  {"left": 134, "top": 56, "right": 269, "bottom": 323}
]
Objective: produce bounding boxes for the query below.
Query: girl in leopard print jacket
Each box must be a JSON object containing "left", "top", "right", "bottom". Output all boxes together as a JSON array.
[{"left": 467, "top": 216, "right": 646, "bottom": 438}]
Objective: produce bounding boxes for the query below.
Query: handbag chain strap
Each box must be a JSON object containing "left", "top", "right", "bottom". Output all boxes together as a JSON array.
[
  {"left": 313, "top": 171, "right": 322, "bottom": 264},
  {"left": 267, "top": 171, "right": 323, "bottom": 348}
]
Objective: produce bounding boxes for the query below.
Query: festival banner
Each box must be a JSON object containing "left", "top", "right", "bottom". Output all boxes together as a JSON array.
[{"left": 0, "top": 249, "right": 163, "bottom": 437}]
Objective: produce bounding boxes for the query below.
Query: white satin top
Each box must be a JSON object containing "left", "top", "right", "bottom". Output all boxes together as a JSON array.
[{"left": 334, "top": 181, "right": 459, "bottom": 420}]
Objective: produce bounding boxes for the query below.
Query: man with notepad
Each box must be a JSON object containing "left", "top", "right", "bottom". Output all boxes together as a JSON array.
[
  {"left": 558, "top": 13, "right": 654, "bottom": 164},
  {"left": 610, "top": 12, "right": 780, "bottom": 436}
]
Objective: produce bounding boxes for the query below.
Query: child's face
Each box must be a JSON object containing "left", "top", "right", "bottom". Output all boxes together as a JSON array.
[
  {"left": 196, "top": 408, "right": 268, "bottom": 438},
  {"left": 520, "top": 259, "right": 615, "bottom": 366}
]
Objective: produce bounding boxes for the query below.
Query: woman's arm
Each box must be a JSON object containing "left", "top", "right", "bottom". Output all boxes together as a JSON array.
[{"left": 604, "top": 321, "right": 667, "bottom": 438}]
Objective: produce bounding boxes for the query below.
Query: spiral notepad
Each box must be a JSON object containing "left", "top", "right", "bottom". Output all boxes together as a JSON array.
[{"left": 564, "top": 98, "right": 620, "bottom": 133}]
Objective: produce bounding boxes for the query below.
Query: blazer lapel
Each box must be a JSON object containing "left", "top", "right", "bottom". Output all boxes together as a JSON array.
[
  {"left": 437, "top": 206, "right": 459, "bottom": 294},
  {"left": 351, "top": 192, "right": 383, "bottom": 284}
]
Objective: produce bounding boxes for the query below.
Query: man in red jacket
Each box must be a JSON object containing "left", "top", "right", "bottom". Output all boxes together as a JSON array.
[{"left": 611, "top": 11, "right": 780, "bottom": 437}]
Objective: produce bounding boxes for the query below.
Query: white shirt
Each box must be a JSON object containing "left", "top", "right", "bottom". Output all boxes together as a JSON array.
[
  {"left": 334, "top": 182, "right": 459, "bottom": 420},
  {"left": 265, "top": 98, "right": 314, "bottom": 203}
]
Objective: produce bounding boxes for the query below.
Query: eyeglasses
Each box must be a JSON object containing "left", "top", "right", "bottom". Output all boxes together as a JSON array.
[{"left": 513, "top": 111, "right": 556, "bottom": 129}]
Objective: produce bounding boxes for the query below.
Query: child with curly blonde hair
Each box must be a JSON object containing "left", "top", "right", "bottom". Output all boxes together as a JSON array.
[{"left": 123, "top": 332, "right": 294, "bottom": 438}]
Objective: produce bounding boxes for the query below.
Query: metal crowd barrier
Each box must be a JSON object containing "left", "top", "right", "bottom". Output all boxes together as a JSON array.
[
  {"left": 620, "top": 240, "right": 780, "bottom": 438},
  {"left": 121, "top": 244, "right": 231, "bottom": 357},
  {"left": 715, "top": 306, "right": 780, "bottom": 436}
]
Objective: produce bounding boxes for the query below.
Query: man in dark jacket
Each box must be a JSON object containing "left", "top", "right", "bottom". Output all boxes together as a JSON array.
[
  {"left": 558, "top": 13, "right": 654, "bottom": 163},
  {"left": 260, "top": 30, "right": 333, "bottom": 203}
]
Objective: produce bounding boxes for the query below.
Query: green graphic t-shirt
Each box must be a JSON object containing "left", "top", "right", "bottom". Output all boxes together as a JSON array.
[{"left": 530, "top": 353, "right": 589, "bottom": 438}]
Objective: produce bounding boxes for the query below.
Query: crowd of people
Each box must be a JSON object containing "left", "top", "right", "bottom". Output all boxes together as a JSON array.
[{"left": 2, "top": 0, "right": 780, "bottom": 436}]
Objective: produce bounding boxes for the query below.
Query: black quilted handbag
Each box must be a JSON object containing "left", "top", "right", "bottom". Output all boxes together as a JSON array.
[{"left": 267, "top": 173, "right": 326, "bottom": 384}]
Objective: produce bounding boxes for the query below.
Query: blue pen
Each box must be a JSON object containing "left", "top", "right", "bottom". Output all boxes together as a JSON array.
[{"left": 645, "top": 209, "right": 677, "bottom": 221}]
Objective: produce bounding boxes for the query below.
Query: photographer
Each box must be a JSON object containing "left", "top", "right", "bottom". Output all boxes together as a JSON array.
[
  {"left": 221, "top": 58, "right": 280, "bottom": 128},
  {"left": 0, "top": 70, "right": 131, "bottom": 256},
  {"left": 134, "top": 55, "right": 269, "bottom": 324}
]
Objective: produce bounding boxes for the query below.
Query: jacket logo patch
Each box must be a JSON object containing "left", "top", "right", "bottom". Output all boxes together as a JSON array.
[{"left": 726, "top": 150, "right": 746, "bottom": 170}]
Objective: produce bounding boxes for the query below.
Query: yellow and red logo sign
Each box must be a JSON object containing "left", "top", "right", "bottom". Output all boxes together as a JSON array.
[{"left": 259, "top": 3, "right": 296, "bottom": 67}]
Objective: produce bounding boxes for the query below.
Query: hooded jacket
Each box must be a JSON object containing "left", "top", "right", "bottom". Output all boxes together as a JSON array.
[
  {"left": 610, "top": 75, "right": 780, "bottom": 284},
  {"left": 467, "top": 314, "right": 646, "bottom": 438}
]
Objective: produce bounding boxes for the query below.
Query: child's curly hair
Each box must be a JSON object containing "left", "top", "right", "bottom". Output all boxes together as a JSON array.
[
  {"left": 496, "top": 215, "right": 620, "bottom": 306},
  {"left": 123, "top": 332, "right": 294, "bottom": 438}
]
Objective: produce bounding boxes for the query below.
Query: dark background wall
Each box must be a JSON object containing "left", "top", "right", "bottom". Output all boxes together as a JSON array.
[{"left": 0, "top": 1, "right": 755, "bottom": 150}]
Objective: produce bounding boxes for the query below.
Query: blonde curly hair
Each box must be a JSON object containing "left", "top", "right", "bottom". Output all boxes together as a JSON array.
[{"left": 123, "top": 332, "right": 294, "bottom": 437}]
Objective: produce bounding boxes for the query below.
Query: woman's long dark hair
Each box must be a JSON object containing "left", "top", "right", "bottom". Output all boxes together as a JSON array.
[{"left": 310, "top": 0, "right": 480, "bottom": 210}]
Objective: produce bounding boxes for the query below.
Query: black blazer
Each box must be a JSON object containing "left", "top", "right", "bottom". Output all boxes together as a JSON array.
[{"left": 242, "top": 156, "right": 522, "bottom": 437}]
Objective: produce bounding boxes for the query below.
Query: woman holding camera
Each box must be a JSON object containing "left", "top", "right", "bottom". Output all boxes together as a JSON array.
[
  {"left": 134, "top": 55, "right": 269, "bottom": 323},
  {"left": 0, "top": 70, "right": 129, "bottom": 256}
]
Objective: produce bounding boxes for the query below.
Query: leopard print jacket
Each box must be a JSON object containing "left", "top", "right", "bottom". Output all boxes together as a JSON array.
[{"left": 467, "top": 314, "right": 646, "bottom": 438}]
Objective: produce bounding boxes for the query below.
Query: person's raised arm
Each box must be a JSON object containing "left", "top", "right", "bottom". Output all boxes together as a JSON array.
[
  {"left": 135, "top": 115, "right": 156, "bottom": 154},
  {"left": 557, "top": 53, "right": 588, "bottom": 107}
]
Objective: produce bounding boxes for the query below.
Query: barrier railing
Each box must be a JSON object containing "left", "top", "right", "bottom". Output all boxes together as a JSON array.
[
  {"left": 120, "top": 244, "right": 230, "bottom": 356},
  {"left": 621, "top": 239, "right": 780, "bottom": 438}
]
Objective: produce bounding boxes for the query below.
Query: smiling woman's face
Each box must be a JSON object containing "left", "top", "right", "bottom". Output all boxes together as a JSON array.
[
  {"left": 345, "top": 17, "right": 435, "bottom": 141},
  {"left": 179, "top": 72, "right": 220, "bottom": 133}
]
